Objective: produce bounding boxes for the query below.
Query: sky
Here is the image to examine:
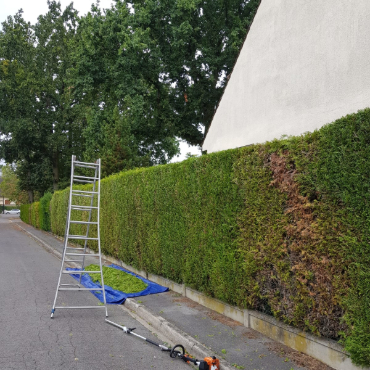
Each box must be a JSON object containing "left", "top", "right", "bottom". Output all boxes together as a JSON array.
[
  {"left": 0, "top": 0, "right": 114, "bottom": 26},
  {"left": 0, "top": 0, "right": 202, "bottom": 163}
]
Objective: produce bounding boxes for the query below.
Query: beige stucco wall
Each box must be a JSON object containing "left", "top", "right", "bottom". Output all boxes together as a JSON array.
[{"left": 203, "top": 0, "right": 370, "bottom": 153}]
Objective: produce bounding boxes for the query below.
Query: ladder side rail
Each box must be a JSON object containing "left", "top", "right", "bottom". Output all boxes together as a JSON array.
[
  {"left": 97, "top": 159, "right": 108, "bottom": 316},
  {"left": 51, "top": 155, "right": 76, "bottom": 317},
  {"left": 79, "top": 162, "right": 99, "bottom": 283}
]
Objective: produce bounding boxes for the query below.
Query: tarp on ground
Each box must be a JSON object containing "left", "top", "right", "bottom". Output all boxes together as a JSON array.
[{"left": 66, "top": 264, "right": 169, "bottom": 304}]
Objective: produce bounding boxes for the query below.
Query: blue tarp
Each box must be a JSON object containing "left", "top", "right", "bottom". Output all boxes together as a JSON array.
[{"left": 66, "top": 264, "right": 169, "bottom": 304}]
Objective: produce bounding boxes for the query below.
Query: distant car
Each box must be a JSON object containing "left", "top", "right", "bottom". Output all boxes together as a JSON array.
[{"left": 5, "top": 209, "right": 20, "bottom": 215}]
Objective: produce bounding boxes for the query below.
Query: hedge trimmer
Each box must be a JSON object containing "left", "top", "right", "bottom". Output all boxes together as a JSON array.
[{"left": 105, "top": 319, "right": 220, "bottom": 370}]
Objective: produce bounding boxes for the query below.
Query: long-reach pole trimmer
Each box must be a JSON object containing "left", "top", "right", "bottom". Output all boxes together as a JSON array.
[{"left": 105, "top": 319, "right": 220, "bottom": 370}]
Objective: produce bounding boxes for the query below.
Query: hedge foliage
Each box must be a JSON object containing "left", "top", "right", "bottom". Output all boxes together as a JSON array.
[
  {"left": 30, "top": 202, "right": 40, "bottom": 228},
  {"left": 20, "top": 193, "right": 51, "bottom": 230},
  {"left": 25, "top": 109, "right": 370, "bottom": 366},
  {"left": 39, "top": 193, "right": 52, "bottom": 231},
  {"left": 20, "top": 204, "right": 31, "bottom": 224}
]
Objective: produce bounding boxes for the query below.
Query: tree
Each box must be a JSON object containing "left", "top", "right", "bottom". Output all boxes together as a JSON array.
[
  {"left": 72, "top": 0, "right": 260, "bottom": 173},
  {"left": 72, "top": 2, "right": 180, "bottom": 175},
  {"left": 126, "top": 0, "right": 261, "bottom": 144},
  {"left": 0, "top": 2, "right": 82, "bottom": 200},
  {"left": 31, "top": 1, "right": 83, "bottom": 190},
  {"left": 0, "top": 10, "right": 40, "bottom": 201},
  {"left": 0, "top": 164, "right": 28, "bottom": 204},
  {"left": 0, "top": 0, "right": 261, "bottom": 194}
]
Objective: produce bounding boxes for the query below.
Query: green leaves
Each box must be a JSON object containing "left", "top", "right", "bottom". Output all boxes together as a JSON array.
[
  {"left": 72, "top": 2, "right": 181, "bottom": 173},
  {"left": 309, "top": 109, "right": 370, "bottom": 366},
  {"left": 39, "top": 192, "right": 52, "bottom": 231},
  {"left": 0, "top": 164, "right": 26, "bottom": 203},
  {"left": 0, "top": 3, "right": 82, "bottom": 197},
  {"left": 74, "top": 0, "right": 261, "bottom": 150}
]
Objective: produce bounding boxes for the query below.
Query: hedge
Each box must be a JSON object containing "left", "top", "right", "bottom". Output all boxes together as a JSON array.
[
  {"left": 30, "top": 202, "right": 40, "bottom": 229},
  {"left": 20, "top": 204, "right": 31, "bottom": 224},
  {"left": 27, "top": 108, "right": 370, "bottom": 366},
  {"left": 20, "top": 193, "right": 54, "bottom": 230},
  {"left": 39, "top": 193, "right": 52, "bottom": 231}
]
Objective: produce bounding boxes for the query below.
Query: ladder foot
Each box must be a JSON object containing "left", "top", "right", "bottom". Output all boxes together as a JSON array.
[{"left": 51, "top": 313, "right": 54, "bottom": 318}]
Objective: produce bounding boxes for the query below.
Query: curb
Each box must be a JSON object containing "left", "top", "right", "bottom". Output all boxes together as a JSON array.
[
  {"left": 124, "top": 299, "right": 233, "bottom": 370},
  {"left": 96, "top": 252, "right": 366, "bottom": 370}
]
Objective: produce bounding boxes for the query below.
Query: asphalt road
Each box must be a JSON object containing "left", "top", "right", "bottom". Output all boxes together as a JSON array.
[{"left": 0, "top": 215, "right": 190, "bottom": 370}]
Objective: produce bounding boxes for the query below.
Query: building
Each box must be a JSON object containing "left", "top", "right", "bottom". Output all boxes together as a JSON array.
[{"left": 203, "top": 0, "right": 370, "bottom": 153}]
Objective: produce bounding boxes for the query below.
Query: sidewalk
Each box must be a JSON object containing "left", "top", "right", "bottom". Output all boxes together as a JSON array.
[{"left": 13, "top": 218, "right": 333, "bottom": 370}]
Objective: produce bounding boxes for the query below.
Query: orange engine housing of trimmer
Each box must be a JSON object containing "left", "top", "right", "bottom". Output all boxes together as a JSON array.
[{"left": 203, "top": 356, "right": 220, "bottom": 370}]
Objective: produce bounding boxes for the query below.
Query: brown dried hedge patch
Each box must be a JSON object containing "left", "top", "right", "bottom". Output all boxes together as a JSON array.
[
  {"left": 235, "top": 145, "right": 350, "bottom": 339},
  {"left": 267, "top": 151, "right": 348, "bottom": 338}
]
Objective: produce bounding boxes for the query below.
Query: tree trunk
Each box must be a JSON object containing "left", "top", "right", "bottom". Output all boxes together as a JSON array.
[
  {"left": 53, "top": 151, "right": 59, "bottom": 191},
  {"left": 27, "top": 169, "right": 34, "bottom": 203}
]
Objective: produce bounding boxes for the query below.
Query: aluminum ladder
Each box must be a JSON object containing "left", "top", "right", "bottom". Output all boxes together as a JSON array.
[{"left": 51, "top": 155, "right": 108, "bottom": 318}]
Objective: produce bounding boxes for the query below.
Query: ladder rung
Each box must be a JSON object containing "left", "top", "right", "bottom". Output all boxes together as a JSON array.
[
  {"left": 74, "top": 175, "right": 99, "bottom": 181},
  {"left": 72, "top": 190, "right": 99, "bottom": 194},
  {"left": 55, "top": 306, "right": 105, "bottom": 309},
  {"left": 60, "top": 283, "right": 81, "bottom": 286},
  {"left": 71, "top": 205, "right": 98, "bottom": 210},
  {"left": 73, "top": 179, "right": 95, "bottom": 183},
  {"left": 62, "top": 270, "right": 102, "bottom": 274},
  {"left": 65, "top": 253, "right": 100, "bottom": 256},
  {"left": 58, "top": 287, "right": 104, "bottom": 291},
  {"left": 72, "top": 193, "right": 94, "bottom": 198},
  {"left": 65, "top": 260, "right": 84, "bottom": 262},
  {"left": 74, "top": 161, "right": 99, "bottom": 167},
  {"left": 70, "top": 221, "right": 98, "bottom": 225},
  {"left": 74, "top": 164, "right": 99, "bottom": 169},
  {"left": 67, "top": 235, "right": 99, "bottom": 240},
  {"left": 66, "top": 247, "right": 85, "bottom": 250}
]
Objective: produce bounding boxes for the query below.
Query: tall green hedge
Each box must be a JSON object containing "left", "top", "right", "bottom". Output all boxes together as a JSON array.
[
  {"left": 30, "top": 202, "right": 40, "bottom": 229},
  {"left": 50, "top": 150, "right": 242, "bottom": 295},
  {"left": 20, "top": 204, "right": 31, "bottom": 224},
  {"left": 27, "top": 109, "right": 370, "bottom": 366},
  {"left": 21, "top": 194, "right": 52, "bottom": 231},
  {"left": 39, "top": 192, "right": 52, "bottom": 231},
  {"left": 304, "top": 110, "right": 370, "bottom": 365}
]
